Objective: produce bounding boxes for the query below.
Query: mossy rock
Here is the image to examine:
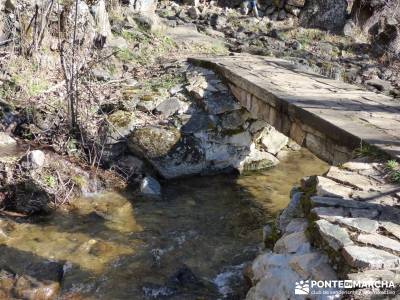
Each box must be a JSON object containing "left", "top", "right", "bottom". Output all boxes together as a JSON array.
[
  {"left": 272, "top": 0, "right": 281, "bottom": 7},
  {"left": 140, "top": 94, "right": 155, "bottom": 102},
  {"left": 128, "top": 126, "right": 181, "bottom": 159},
  {"left": 108, "top": 111, "right": 135, "bottom": 128}
]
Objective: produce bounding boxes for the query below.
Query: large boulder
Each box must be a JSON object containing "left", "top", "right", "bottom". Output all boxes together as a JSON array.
[
  {"left": 129, "top": 0, "right": 157, "bottom": 13},
  {"left": 128, "top": 125, "right": 181, "bottom": 159},
  {"left": 128, "top": 126, "right": 206, "bottom": 179},
  {"left": 91, "top": 0, "right": 112, "bottom": 47},
  {"left": 350, "top": 0, "right": 400, "bottom": 57},
  {"left": 299, "top": 0, "right": 348, "bottom": 32},
  {"left": 98, "top": 111, "right": 144, "bottom": 164},
  {"left": 64, "top": 0, "right": 96, "bottom": 47}
]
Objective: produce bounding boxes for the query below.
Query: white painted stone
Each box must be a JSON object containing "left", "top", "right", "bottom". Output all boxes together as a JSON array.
[
  {"left": 245, "top": 269, "right": 299, "bottom": 300},
  {"left": 248, "top": 252, "right": 301, "bottom": 300},
  {"left": 251, "top": 252, "right": 285, "bottom": 281},
  {"left": 310, "top": 261, "right": 338, "bottom": 281},
  {"left": 224, "top": 131, "right": 252, "bottom": 147}
]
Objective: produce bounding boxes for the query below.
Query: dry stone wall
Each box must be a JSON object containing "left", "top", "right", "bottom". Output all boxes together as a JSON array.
[{"left": 247, "top": 159, "right": 400, "bottom": 299}]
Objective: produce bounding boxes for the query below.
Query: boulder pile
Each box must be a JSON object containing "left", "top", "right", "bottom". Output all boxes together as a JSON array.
[{"left": 100, "top": 62, "right": 297, "bottom": 181}]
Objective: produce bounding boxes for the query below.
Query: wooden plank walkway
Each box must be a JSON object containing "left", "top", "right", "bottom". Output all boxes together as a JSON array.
[{"left": 189, "top": 55, "right": 400, "bottom": 160}]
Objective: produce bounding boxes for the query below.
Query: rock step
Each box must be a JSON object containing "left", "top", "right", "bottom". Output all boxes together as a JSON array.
[
  {"left": 342, "top": 245, "right": 400, "bottom": 270},
  {"left": 356, "top": 233, "right": 400, "bottom": 253},
  {"left": 315, "top": 219, "right": 353, "bottom": 251}
]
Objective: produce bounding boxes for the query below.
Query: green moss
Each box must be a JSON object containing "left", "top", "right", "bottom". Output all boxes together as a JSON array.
[
  {"left": 140, "top": 94, "right": 155, "bottom": 101},
  {"left": 43, "top": 175, "right": 57, "bottom": 188},
  {"left": 116, "top": 49, "right": 135, "bottom": 62},
  {"left": 108, "top": 111, "right": 134, "bottom": 128},
  {"left": 386, "top": 160, "right": 400, "bottom": 183},
  {"left": 264, "top": 223, "right": 280, "bottom": 249},
  {"left": 72, "top": 175, "right": 87, "bottom": 188},
  {"left": 140, "top": 73, "right": 185, "bottom": 94},
  {"left": 114, "top": 28, "right": 177, "bottom": 66}
]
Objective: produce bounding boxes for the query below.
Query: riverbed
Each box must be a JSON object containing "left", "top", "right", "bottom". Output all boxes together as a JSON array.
[{"left": 0, "top": 149, "right": 328, "bottom": 299}]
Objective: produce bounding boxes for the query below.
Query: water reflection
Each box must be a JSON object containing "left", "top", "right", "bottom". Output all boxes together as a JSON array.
[{"left": 0, "top": 148, "right": 328, "bottom": 299}]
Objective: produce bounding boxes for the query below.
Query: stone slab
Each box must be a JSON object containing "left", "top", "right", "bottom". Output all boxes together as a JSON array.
[
  {"left": 356, "top": 233, "right": 400, "bottom": 253},
  {"left": 311, "top": 196, "right": 379, "bottom": 210},
  {"left": 316, "top": 176, "right": 353, "bottom": 198},
  {"left": 342, "top": 245, "right": 400, "bottom": 270},
  {"left": 315, "top": 220, "right": 353, "bottom": 251},
  {"left": 325, "top": 166, "right": 378, "bottom": 191},
  {"left": 380, "top": 221, "right": 400, "bottom": 240},
  {"left": 336, "top": 218, "right": 379, "bottom": 233}
]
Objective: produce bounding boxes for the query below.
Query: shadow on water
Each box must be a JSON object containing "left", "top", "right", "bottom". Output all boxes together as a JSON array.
[{"left": 0, "top": 149, "right": 328, "bottom": 299}]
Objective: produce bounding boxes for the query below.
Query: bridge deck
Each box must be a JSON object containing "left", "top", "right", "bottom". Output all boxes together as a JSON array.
[{"left": 189, "top": 55, "right": 400, "bottom": 161}]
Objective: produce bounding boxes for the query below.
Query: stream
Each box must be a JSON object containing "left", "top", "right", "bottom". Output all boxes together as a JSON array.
[{"left": 0, "top": 149, "right": 328, "bottom": 299}]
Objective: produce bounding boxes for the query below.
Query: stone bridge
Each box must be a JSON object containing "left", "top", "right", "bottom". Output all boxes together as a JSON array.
[{"left": 189, "top": 55, "right": 400, "bottom": 164}]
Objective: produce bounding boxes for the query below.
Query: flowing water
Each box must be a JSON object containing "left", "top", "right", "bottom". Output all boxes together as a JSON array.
[{"left": 0, "top": 149, "right": 328, "bottom": 299}]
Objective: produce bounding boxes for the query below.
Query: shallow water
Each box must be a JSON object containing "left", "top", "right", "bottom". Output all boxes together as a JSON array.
[{"left": 0, "top": 149, "right": 328, "bottom": 299}]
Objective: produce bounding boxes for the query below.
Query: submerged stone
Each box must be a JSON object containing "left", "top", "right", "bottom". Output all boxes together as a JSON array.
[
  {"left": 140, "top": 176, "right": 161, "bottom": 197},
  {"left": 258, "top": 126, "right": 288, "bottom": 155}
]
